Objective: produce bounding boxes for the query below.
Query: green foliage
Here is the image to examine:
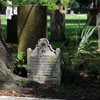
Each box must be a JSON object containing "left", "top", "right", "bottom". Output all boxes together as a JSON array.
[
  {"left": 40, "top": 0, "right": 58, "bottom": 10},
  {"left": 68, "top": 0, "right": 79, "bottom": 9},
  {"left": 0, "top": 0, "right": 70, "bottom": 9},
  {"left": 61, "top": 0, "right": 69, "bottom": 8},
  {"left": 63, "top": 25, "right": 97, "bottom": 69},
  {"left": 76, "top": 0, "right": 92, "bottom": 8},
  {"left": 73, "top": 26, "right": 96, "bottom": 67},
  {"left": 76, "top": 26, "right": 97, "bottom": 57},
  {"left": 11, "top": 0, "right": 35, "bottom": 5},
  {"left": 15, "top": 52, "right": 26, "bottom": 68}
]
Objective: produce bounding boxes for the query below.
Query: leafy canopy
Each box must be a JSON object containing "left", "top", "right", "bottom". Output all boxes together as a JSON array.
[
  {"left": 0, "top": 0, "right": 70, "bottom": 9},
  {"left": 68, "top": 0, "right": 79, "bottom": 9}
]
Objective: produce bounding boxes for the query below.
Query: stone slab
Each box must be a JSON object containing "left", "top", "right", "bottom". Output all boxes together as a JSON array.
[
  {"left": 27, "top": 38, "right": 61, "bottom": 85},
  {"left": 96, "top": 13, "right": 100, "bottom": 26},
  {"left": 0, "top": 96, "right": 65, "bottom": 100}
]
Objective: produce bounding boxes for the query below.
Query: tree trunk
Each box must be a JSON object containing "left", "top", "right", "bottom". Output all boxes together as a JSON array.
[
  {"left": 0, "top": 19, "right": 17, "bottom": 90},
  {"left": 18, "top": 4, "right": 47, "bottom": 54},
  {"left": 0, "top": 60, "right": 17, "bottom": 90},
  {"left": 0, "top": 18, "right": 15, "bottom": 69},
  {"left": 50, "top": 10, "right": 66, "bottom": 41},
  {"left": 0, "top": 19, "right": 39, "bottom": 91},
  {"left": 0, "top": 59, "right": 31, "bottom": 91}
]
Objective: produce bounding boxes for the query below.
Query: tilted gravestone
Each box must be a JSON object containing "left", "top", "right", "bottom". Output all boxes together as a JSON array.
[{"left": 27, "top": 38, "right": 61, "bottom": 85}]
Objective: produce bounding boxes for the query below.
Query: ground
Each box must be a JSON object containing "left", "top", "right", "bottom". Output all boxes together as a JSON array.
[
  {"left": 2, "top": 43, "right": 100, "bottom": 100},
  {"left": 0, "top": 82, "right": 100, "bottom": 100}
]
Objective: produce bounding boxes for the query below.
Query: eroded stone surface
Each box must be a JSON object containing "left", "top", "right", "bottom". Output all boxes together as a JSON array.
[{"left": 27, "top": 38, "right": 61, "bottom": 85}]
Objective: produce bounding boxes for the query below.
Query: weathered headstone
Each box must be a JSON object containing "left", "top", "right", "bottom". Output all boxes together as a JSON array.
[
  {"left": 96, "top": 13, "right": 100, "bottom": 26},
  {"left": 50, "top": 10, "right": 66, "bottom": 41},
  {"left": 27, "top": 38, "right": 61, "bottom": 85},
  {"left": 97, "top": 13, "right": 100, "bottom": 50},
  {"left": 98, "top": 26, "right": 100, "bottom": 49}
]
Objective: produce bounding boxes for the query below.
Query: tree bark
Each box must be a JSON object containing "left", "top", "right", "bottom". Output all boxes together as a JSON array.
[
  {"left": 18, "top": 4, "right": 47, "bottom": 54},
  {"left": 0, "top": 19, "right": 39, "bottom": 91},
  {"left": 0, "top": 60, "right": 17, "bottom": 90},
  {"left": 50, "top": 10, "right": 66, "bottom": 41},
  {"left": 0, "top": 59, "right": 31, "bottom": 91},
  {"left": 0, "top": 18, "right": 15, "bottom": 69},
  {"left": 0, "top": 19, "right": 17, "bottom": 90}
]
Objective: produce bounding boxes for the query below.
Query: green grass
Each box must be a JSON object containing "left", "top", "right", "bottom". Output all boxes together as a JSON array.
[
  {"left": 47, "top": 14, "right": 88, "bottom": 39},
  {"left": 0, "top": 15, "right": 7, "bottom": 39},
  {"left": 65, "top": 14, "right": 98, "bottom": 50}
]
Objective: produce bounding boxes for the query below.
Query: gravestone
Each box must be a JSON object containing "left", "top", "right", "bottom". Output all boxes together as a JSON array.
[
  {"left": 96, "top": 13, "right": 100, "bottom": 26},
  {"left": 98, "top": 26, "right": 100, "bottom": 49},
  {"left": 27, "top": 38, "right": 61, "bottom": 85},
  {"left": 97, "top": 14, "right": 100, "bottom": 50}
]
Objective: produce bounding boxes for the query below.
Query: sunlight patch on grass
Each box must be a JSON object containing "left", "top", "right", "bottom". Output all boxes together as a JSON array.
[{"left": 66, "top": 14, "right": 87, "bottom": 20}]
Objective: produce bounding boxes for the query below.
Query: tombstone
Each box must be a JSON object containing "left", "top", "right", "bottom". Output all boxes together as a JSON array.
[
  {"left": 96, "top": 13, "right": 100, "bottom": 26},
  {"left": 87, "top": 8, "right": 97, "bottom": 25},
  {"left": 70, "top": 10, "right": 75, "bottom": 16},
  {"left": 27, "top": 38, "right": 61, "bottom": 85},
  {"left": 96, "top": 14, "right": 100, "bottom": 50},
  {"left": 50, "top": 10, "right": 66, "bottom": 41},
  {"left": 98, "top": 26, "right": 100, "bottom": 49}
]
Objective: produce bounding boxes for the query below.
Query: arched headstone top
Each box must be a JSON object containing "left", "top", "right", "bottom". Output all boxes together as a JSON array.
[
  {"left": 36, "top": 38, "right": 56, "bottom": 55},
  {"left": 27, "top": 38, "right": 58, "bottom": 56}
]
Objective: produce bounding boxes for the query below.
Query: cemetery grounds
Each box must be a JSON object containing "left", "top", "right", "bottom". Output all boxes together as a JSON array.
[{"left": 1, "top": 14, "right": 100, "bottom": 100}]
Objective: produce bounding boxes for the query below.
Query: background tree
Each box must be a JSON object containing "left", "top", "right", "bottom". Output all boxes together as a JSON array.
[
  {"left": 76, "top": 0, "right": 92, "bottom": 8},
  {"left": 68, "top": 0, "right": 79, "bottom": 9}
]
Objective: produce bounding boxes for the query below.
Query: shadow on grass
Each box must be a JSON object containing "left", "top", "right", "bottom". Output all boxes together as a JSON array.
[
  {"left": 66, "top": 19, "right": 87, "bottom": 23},
  {"left": 2, "top": 24, "right": 7, "bottom": 40}
]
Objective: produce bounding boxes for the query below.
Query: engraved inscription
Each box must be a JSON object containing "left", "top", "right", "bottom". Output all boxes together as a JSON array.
[{"left": 27, "top": 38, "right": 61, "bottom": 85}]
